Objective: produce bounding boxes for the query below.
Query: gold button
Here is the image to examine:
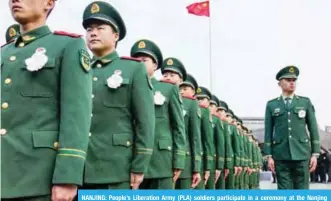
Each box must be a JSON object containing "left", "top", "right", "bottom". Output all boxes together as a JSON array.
[
  {"left": 273, "top": 141, "right": 276, "bottom": 144},
  {"left": 186, "top": 152, "right": 190, "bottom": 155},
  {"left": 289, "top": 128, "right": 291, "bottom": 130},
  {"left": 288, "top": 112, "right": 290, "bottom": 115},
  {"left": 289, "top": 135, "right": 292, "bottom": 138},
  {"left": 53, "top": 142, "right": 59, "bottom": 149},
  {"left": 214, "top": 154, "right": 217, "bottom": 157},
  {"left": 9, "top": 56, "right": 16, "bottom": 61},
  {"left": 4, "top": 78, "right": 12, "bottom": 84},
  {"left": 288, "top": 120, "right": 291, "bottom": 123},
  {"left": 201, "top": 152, "right": 203, "bottom": 156},
  {"left": 167, "top": 146, "right": 171, "bottom": 150},
  {"left": 91, "top": 94, "right": 95, "bottom": 99},
  {"left": 127, "top": 141, "right": 131, "bottom": 146},
  {"left": 97, "top": 63, "right": 102, "bottom": 68},
  {"left": 305, "top": 139, "right": 308, "bottom": 142},
  {"left": 0, "top": 129, "right": 7, "bottom": 135},
  {"left": 89, "top": 132, "right": 92, "bottom": 137},
  {"left": 2, "top": 102, "right": 9, "bottom": 109},
  {"left": 93, "top": 77, "right": 98, "bottom": 81},
  {"left": 91, "top": 114, "right": 93, "bottom": 117},
  {"left": 19, "top": 43, "right": 25, "bottom": 47}
]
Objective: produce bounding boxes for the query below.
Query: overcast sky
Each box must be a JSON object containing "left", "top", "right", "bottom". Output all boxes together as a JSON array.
[{"left": 1, "top": 0, "right": 330, "bottom": 129}]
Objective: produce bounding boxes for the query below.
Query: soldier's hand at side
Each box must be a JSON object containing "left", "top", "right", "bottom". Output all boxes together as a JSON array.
[
  {"left": 173, "top": 169, "right": 182, "bottom": 182},
  {"left": 238, "top": 167, "right": 243, "bottom": 174},
  {"left": 224, "top": 169, "right": 230, "bottom": 179},
  {"left": 191, "top": 172, "right": 201, "bottom": 188},
  {"left": 309, "top": 156, "right": 317, "bottom": 172},
  {"left": 234, "top": 167, "right": 239, "bottom": 176},
  {"left": 244, "top": 167, "right": 248, "bottom": 172},
  {"left": 130, "top": 173, "right": 144, "bottom": 189},
  {"left": 268, "top": 157, "right": 275, "bottom": 173},
  {"left": 215, "top": 170, "right": 221, "bottom": 184},
  {"left": 204, "top": 170, "right": 210, "bottom": 185},
  {"left": 52, "top": 184, "right": 77, "bottom": 201}
]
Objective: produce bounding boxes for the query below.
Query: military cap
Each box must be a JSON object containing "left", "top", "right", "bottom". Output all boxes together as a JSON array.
[
  {"left": 226, "top": 109, "right": 234, "bottom": 117},
  {"left": 82, "top": 1, "right": 126, "bottom": 41},
  {"left": 242, "top": 126, "right": 248, "bottom": 132},
  {"left": 210, "top": 94, "right": 219, "bottom": 107},
  {"left": 237, "top": 119, "right": 243, "bottom": 125},
  {"left": 161, "top": 57, "right": 187, "bottom": 80},
  {"left": 218, "top": 100, "right": 228, "bottom": 111},
  {"left": 180, "top": 73, "right": 198, "bottom": 90},
  {"left": 5, "top": 24, "right": 20, "bottom": 43},
  {"left": 130, "top": 39, "right": 163, "bottom": 69},
  {"left": 276, "top": 65, "right": 300, "bottom": 81},
  {"left": 195, "top": 86, "right": 212, "bottom": 100}
]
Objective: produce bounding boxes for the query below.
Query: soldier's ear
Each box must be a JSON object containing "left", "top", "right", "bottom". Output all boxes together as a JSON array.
[{"left": 153, "top": 63, "right": 157, "bottom": 71}]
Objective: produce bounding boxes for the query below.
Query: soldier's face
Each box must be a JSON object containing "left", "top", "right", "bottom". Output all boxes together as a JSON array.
[
  {"left": 197, "top": 97, "right": 209, "bottom": 107},
  {"left": 226, "top": 116, "right": 233, "bottom": 124},
  {"left": 86, "top": 23, "right": 119, "bottom": 54},
  {"left": 162, "top": 71, "right": 182, "bottom": 85},
  {"left": 9, "top": 0, "right": 54, "bottom": 24},
  {"left": 209, "top": 104, "right": 218, "bottom": 114},
  {"left": 180, "top": 86, "right": 195, "bottom": 97},
  {"left": 279, "top": 78, "right": 296, "bottom": 93},
  {"left": 136, "top": 56, "right": 156, "bottom": 77},
  {"left": 218, "top": 109, "right": 227, "bottom": 119}
]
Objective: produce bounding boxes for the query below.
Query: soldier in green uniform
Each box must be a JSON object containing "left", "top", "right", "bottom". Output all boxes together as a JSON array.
[
  {"left": 209, "top": 94, "right": 225, "bottom": 188},
  {"left": 159, "top": 57, "right": 196, "bottom": 188},
  {"left": 177, "top": 73, "right": 203, "bottom": 189},
  {"left": 195, "top": 86, "right": 214, "bottom": 189},
  {"left": 245, "top": 129, "right": 254, "bottom": 189},
  {"left": 5, "top": 24, "right": 20, "bottom": 43},
  {"left": 232, "top": 115, "right": 244, "bottom": 189},
  {"left": 82, "top": 2, "right": 155, "bottom": 189},
  {"left": 224, "top": 110, "right": 242, "bottom": 189},
  {"left": 1, "top": 0, "right": 92, "bottom": 201},
  {"left": 216, "top": 101, "right": 234, "bottom": 189},
  {"left": 130, "top": 40, "right": 187, "bottom": 189},
  {"left": 264, "top": 65, "right": 320, "bottom": 189}
]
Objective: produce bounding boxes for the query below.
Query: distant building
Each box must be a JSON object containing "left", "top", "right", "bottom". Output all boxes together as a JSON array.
[{"left": 326, "top": 126, "right": 331, "bottom": 132}]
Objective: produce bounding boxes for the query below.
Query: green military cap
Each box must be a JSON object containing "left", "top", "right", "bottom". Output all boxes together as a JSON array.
[
  {"left": 226, "top": 109, "right": 234, "bottom": 117},
  {"left": 242, "top": 126, "right": 248, "bottom": 132},
  {"left": 218, "top": 100, "right": 228, "bottom": 111},
  {"left": 237, "top": 119, "right": 243, "bottom": 125},
  {"left": 5, "top": 24, "right": 20, "bottom": 43},
  {"left": 180, "top": 73, "right": 198, "bottom": 90},
  {"left": 161, "top": 57, "right": 187, "bottom": 80},
  {"left": 130, "top": 39, "right": 163, "bottom": 69},
  {"left": 195, "top": 86, "right": 212, "bottom": 100},
  {"left": 82, "top": 1, "right": 126, "bottom": 41},
  {"left": 276, "top": 65, "right": 300, "bottom": 81},
  {"left": 210, "top": 94, "right": 220, "bottom": 106}
]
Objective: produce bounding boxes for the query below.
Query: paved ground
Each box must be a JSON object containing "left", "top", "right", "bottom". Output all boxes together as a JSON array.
[{"left": 259, "top": 181, "right": 331, "bottom": 189}]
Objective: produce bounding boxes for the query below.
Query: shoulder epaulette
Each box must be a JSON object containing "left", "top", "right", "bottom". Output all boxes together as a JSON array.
[
  {"left": 1, "top": 40, "right": 14, "bottom": 48},
  {"left": 199, "top": 104, "right": 208, "bottom": 109},
  {"left": 53, "top": 31, "right": 82, "bottom": 38},
  {"left": 160, "top": 79, "right": 176, "bottom": 85},
  {"left": 268, "top": 97, "right": 278, "bottom": 103},
  {"left": 297, "top": 95, "right": 308, "bottom": 100},
  {"left": 182, "top": 95, "right": 195, "bottom": 100},
  {"left": 120, "top": 56, "right": 142, "bottom": 62}
]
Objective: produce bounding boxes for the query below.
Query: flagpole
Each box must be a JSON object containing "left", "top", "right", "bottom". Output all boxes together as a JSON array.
[{"left": 208, "top": 0, "right": 212, "bottom": 91}]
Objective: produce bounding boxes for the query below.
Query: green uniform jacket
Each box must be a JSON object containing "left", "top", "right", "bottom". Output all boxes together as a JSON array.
[
  {"left": 248, "top": 138, "right": 253, "bottom": 169},
  {"left": 212, "top": 115, "right": 225, "bottom": 170},
  {"left": 180, "top": 96, "right": 202, "bottom": 178},
  {"left": 1, "top": 26, "right": 92, "bottom": 198},
  {"left": 238, "top": 132, "right": 244, "bottom": 167},
  {"left": 264, "top": 95, "right": 320, "bottom": 160},
  {"left": 144, "top": 79, "right": 186, "bottom": 179},
  {"left": 199, "top": 106, "right": 214, "bottom": 171},
  {"left": 243, "top": 135, "right": 249, "bottom": 167},
  {"left": 84, "top": 51, "right": 155, "bottom": 184},
  {"left": 229, "top": 125, "right": 241, "bottom": 167},
  {"left": 223, "top": 122, "right": 234, "bottom": 169}
]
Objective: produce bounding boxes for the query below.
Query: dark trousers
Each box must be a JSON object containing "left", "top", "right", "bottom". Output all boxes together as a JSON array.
[
  {"left": 275, "top": 160, "right": 309, "bottom": 189},
  {"left": 2, "top": 195, "right": 51, "bottom": 201},
  {"left": 139, "top": 177, "right": 173, "bottom": 189}
]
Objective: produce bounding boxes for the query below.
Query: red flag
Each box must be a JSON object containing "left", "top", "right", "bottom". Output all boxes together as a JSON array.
[{"left": 186, "top": 1, "right": 209, "bottom": 17}]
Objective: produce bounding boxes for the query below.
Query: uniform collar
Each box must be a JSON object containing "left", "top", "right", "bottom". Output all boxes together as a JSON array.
[
  {"left": 91, "top": 51, "right": 119, "bottom": 68},
  {"left": 14, "top": 25, "right": 52, "bottom": 47},
  {"left": 281, "top": 94, "right": 295, "bottom": 100}
]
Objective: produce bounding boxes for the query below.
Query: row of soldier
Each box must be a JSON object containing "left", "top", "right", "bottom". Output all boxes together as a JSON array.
[{"left": 1, "top": 1, "right": 262, "bottom": 201}]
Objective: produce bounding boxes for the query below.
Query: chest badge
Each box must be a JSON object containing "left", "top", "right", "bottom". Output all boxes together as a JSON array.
[
  {"left": 25, "top": 47, "right": 48, "bottom": 72},
  {"left": 298, "top": 110, "right": 306, "bottom": 118},
  {"left": 107, "top": 70, "right": 123, "bottom": 89},
  {"left": 154, "top": 91, "right": 166, "bottom": 105}
]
